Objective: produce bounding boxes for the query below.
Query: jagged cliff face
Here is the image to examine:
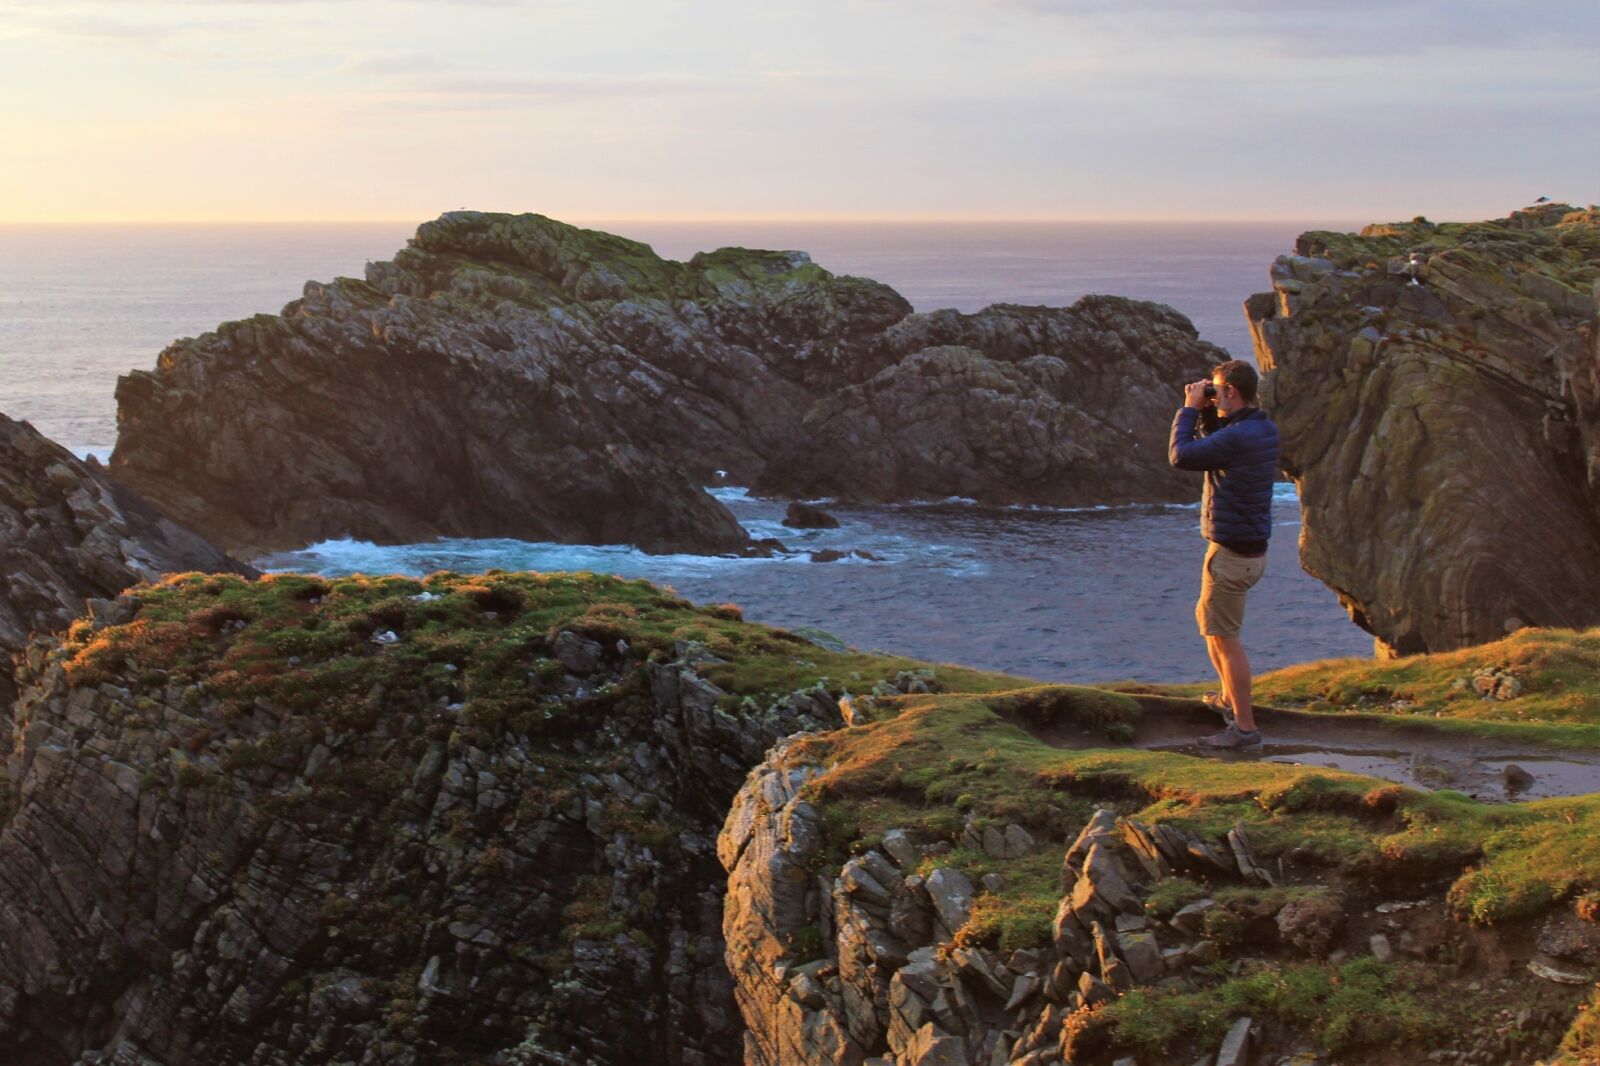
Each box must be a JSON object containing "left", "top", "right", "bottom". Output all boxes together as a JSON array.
[
  {"left": 0, "top": 412, "right": 250, "bottom": 722},
  {"left": 112, "top": 212, "right": 1226, "bottom": 558},
  {"left": 1246, "top": 204, "right": 1600, "bottom": 655},
  {"left": 753, "top": 299, "right": 1210, "bottom": 505},
  {"left": 0, "top": 571, "right": 991, "bottom": 1066},
  {"left": 717, "top": 686, "right": 1600, "bottom": 1066},
  {"left": 7, "top": 569, "right": 1600, "bottom": 1065}
]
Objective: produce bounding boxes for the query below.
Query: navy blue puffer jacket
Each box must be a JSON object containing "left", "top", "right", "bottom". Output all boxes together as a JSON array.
[{"left": 1168, "top": 406, "right": 1280, "bottom": 548}]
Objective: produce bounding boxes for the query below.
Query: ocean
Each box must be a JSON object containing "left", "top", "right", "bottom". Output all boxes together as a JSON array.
[{"left": 0, "top": 219, "right": 1375, "bottom": 683}]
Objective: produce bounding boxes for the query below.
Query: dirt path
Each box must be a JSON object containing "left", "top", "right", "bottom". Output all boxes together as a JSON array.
[{"left": 1022, "top": 696, "right": 1600, "bottom": 803}]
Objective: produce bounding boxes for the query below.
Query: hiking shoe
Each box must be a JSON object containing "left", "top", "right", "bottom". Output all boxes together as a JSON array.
[
  {"left": 1197, "top": 723, "right": 1263, "bottom": 750},
  {"left": 1201, "top": 691, "right": 1234, "bottom": 720}
]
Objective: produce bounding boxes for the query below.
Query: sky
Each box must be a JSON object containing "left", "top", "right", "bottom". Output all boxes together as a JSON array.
[{"left": 0, "top": 0, "right": 1596, "bottom": 222}]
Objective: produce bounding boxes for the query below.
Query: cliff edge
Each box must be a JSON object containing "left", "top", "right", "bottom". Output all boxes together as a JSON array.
[
  {"left": 720, "top": 635, "right": 1600, "bottom": 1065},
  {"left": 1247, "top": 203, "right": 1600, "bottom": 655},
  {"left": 0, "top": 412, "right": 249, "bottom": 724},
  {"left": 0, "top": 570, "right": 1010, "bottom": 1065}
]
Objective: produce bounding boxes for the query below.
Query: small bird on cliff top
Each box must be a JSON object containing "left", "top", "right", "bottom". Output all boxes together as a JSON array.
[{"left": 1535, "top": 196, "right": 1550, "bottom": 203}]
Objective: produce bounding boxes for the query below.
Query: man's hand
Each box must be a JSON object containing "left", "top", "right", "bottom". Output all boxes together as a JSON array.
[{"left": 1183, "top": 380, "right": 1213, "bottom": 410}]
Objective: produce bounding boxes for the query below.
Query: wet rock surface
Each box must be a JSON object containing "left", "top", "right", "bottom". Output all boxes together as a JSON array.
[
  {"left": 0, "top": 411, "right": 249, "bottom": 722},
  {"left": 112, "top": 212, "right": 1225, "bottom": 558},
  {"left": 1016, "top": 693, "right": 1600, "bottom": 802},
  {"left": 1247, "top": 204, "right": 1600, "bottom": 655}
]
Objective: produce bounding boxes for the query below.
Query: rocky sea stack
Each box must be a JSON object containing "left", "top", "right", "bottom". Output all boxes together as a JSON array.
[
  {"left": 1249, "top": 203, "right": 1600, "bottom": 656},
  {"left": 111, "top": 212, "right": 1226, "bottom": 559},
  {"left": 0, "top": 412, "right": 249, "bottom": 721}
]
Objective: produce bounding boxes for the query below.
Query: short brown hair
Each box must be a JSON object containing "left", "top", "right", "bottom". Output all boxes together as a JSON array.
[{"left": 1211, "top": 359, "right": 1259, "bottom": 403}]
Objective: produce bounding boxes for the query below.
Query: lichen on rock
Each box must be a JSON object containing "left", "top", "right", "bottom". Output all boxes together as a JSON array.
[
  {"left": 0, "top": 411, "right": 250, "bottom": 726},
  {"left": 1247, "top": 203, "right": 1600, "bottom": 655},
  {"left": 0, "top": 570, "right": 1018, "bottom": 1065}
]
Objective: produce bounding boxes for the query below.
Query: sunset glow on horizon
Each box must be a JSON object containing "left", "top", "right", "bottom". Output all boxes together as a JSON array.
[{"left": 2, "top": 0, "right": 1596, "bottom": 225}]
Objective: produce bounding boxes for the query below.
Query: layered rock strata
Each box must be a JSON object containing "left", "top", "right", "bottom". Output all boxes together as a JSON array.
[
  {"left": 753, "top": 299, "right": 1216, "bottom": 507},
  {"left": 0, "top": 412, "right": 249, "bottom": 720},
  {"left": 112, "top": 212, "right": 1227, "bottom": 557},
  {"left": 720, "top": 756, "right": 1284, "bottom": 1066},
  {"left": 1247, "top": 203, "right": 1600, "bottom": 654},
  {"left": 0, "top": 572, "right": 868, "bottom": 1066}
]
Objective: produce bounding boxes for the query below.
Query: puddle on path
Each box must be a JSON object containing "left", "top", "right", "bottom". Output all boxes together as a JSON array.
[{"left": 1019, "top": 699, "right": 1600, "bottom": 803}]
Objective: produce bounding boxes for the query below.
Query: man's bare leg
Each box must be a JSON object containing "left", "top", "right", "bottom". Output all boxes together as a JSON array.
[
  {"left": 1205, "top": 637, "right": 1225, "bottom": 695},
  {"left": 1207, "top": 634, "right": 1255, "bottom": 732}
]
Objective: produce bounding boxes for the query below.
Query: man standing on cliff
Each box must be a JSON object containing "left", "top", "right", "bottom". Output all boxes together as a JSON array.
[{"left": 1169, "top": 360, "right": 1280, "bottom": 749}]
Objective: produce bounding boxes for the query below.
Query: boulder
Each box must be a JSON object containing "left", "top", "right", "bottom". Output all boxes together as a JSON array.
[
  {"left": 1074, "top": 842, "right": 1142, "bottom": 920},
  {"left": 113, "top": 213, "right": 1227, "bottom": 558},
  {"left": 785, "top": 501, "right": 841, "bottom": 529},
  {"left": 1171, "top": 899, "right": 1216, "bottom": 936},
  {"left": 925, "top": 868, "right": 977, "bottom": 938},
  {"left": 1247, "top": 206, "right": 1600, "bottom": 653},
  {"left": 1216, "top": 1016, "right": 1254, "bottom": 1066},
  {"left": 1115, "top": 930, "right": 1166, "bottom": 985},
  {"left": 553, "top": 629, "right": 605, "bottom": 674},
  {"left": 1275, "top": 893, "right": 1345, "bottom": 957}
]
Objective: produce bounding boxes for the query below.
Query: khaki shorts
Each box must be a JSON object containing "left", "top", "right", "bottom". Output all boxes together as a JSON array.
[{"left": 1196, "top": 542, "right": 1266, "bottom": 638}]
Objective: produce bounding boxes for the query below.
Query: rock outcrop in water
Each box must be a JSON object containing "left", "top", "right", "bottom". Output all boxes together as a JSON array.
[
  {"left": 1247, "top": 203, "right": 1600, "bottom": 655},
  {"left": 0, "top": 411, "right": 249, "bottom": 722},
  {"left": 754, "top": 300, "right": 1210, "bottom": 506},
  {"left": 112, "top": 212, "right": 1226, "bottom": 558}
]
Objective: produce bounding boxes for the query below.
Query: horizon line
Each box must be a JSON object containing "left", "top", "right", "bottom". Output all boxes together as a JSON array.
[{"left": 0, "top": 213, "right": 1378, "bottom": 227}]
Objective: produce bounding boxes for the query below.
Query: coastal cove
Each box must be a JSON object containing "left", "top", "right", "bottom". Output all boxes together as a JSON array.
[
  {"left": 0, "top": 205, "right": 1598, "bottom": 1066},
  {"left": 260, "top": 483, "right": 1369, "bottom": 685},
  {"left": 1, "top": 219, "right": 1372, "bottom": 682}
]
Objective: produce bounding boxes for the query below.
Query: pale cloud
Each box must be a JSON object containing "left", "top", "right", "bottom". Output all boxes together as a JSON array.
[
  {"left": 0, "top": 0, "right": 522, "bottom": 6},
  {"left": 340, "top": 51, "right": 457, "bottom": 76},
  {"left": 988, "top": 0, "right": 1600, "bottom": 54},
  {"left": 342, "top": 62, "right": 727, "bottom": 113},
  {"left": 414, "top": 74, "right": 714, "bottom": 99},
  {"left": 17, "top": 11, "right": 263, "bottom": 58},
  {"left": 0, "top": 0, "right": 1595, "bottom": 221}
]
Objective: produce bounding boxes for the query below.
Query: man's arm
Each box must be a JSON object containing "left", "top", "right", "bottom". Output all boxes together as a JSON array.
[{"left": 1169, "top": 407, "right": 1241, "bottom": 470}]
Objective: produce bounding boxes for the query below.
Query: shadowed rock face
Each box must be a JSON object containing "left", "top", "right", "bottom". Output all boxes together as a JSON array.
[
  {"left": 1247, "top": 204, "right": 1600, "bottom": 655},
  {"left": 0, "top": 573, "right": 852, "bottom": 1066},
  {"left": 754, "top": 299, "right": 1208, "bottom": 506},
  {"left": 0, "top": 412, "right": 250, "bottom": 719},
  {"left": 112, "top": 212, "right": 1226, "bottom": 558}
]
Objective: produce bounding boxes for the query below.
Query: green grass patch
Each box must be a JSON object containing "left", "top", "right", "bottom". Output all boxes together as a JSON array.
[
  {"left": 1555, "top": 984, "right": 1600, "bottom": 1065},
  {"left": 791, "top": 683, "right": 1600, "bottom": 941},
  {"left": 1105, "top": 958, "right": 1444, "bottom": 1058},
  {"left": 1250, "top": 627, "right": 1600, "bottom": 735}
]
